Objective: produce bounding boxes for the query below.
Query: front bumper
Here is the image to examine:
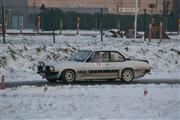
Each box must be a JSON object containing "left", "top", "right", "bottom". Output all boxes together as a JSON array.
[
  {"left": 39, "top": 71, "right": 59, "bottom": 79},
  {"left": 45, "top": 71, "right": 59, "bottom": 79},
  {"left": 37, "top": 65, "right": 59, "bottom": 79}
]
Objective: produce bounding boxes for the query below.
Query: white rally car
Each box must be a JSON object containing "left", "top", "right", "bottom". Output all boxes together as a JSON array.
[{"left": 37, "top": 50, "right": 151, "bottom": 83}]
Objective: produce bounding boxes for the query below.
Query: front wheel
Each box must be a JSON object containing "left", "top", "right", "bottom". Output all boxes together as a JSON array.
[
  {"left": 121, "top": 69, "right": 134, "bottom": 83},
  {"left": 62, "top": 70, "right": 76, "bottom": 83}
]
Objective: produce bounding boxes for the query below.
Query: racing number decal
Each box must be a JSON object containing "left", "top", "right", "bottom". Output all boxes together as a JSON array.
[
  {"left": 96, "top": 63, "right": 101, "bottom": 66},
  {"left": 78, "top": 63, "right": 104, "bottom": 75}
]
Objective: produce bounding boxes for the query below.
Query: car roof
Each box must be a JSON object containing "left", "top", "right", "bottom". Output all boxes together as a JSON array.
[
  {"left": 81, "top": 49, "right": 119, "bottom": 52},
  {"left": 80, "top": 49, "right": 129, "bottom": 58}
]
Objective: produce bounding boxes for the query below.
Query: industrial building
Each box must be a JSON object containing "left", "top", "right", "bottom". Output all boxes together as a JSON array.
[{"left": 0, "top": 0, "right": 179, "bottom": 29}]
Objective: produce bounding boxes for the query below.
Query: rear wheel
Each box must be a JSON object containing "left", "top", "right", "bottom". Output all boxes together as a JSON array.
[
  {"left": 62, "top": 70, "right": 76, "bottom": 83},
  {"left": 121, "top": 69, "right": 134, "bottom": 83}
]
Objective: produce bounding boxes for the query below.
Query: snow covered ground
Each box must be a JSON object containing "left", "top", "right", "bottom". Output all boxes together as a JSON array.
[
  {"left": 0, "top": 31, "right": 180, "bottom": 119},
  {"left": 0, "top": 31, "right": 179, "bottom": 82},
  {"left": 1, "top": 84, "right": 180, "bottom": 119}
]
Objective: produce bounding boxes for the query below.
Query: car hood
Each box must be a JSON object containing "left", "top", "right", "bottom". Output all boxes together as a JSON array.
[{"left": 45, "top": 61, "right": 81, "bottom": 67}]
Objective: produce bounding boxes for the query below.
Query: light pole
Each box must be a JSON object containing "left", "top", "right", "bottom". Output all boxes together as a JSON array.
[
  {"left": 8, "top": 9, "right": 11, "bottom": 28},
  {"left": 116, "top": 4, "right": 120, "bottom": 30},
  {"left": 33, "top": 0, "right": 36, "bottom": 32},
  {"left": 114, "top": 0, "right": 121, "bottom": 31},
  {"left": 134, "top": 0, "right": 138, "bottom": 40},
  {"left": 2, "top": 0, "right": 5, "bottom": 43},
  {"left": 51, "top": 8, "right": 55, "bottom": 43},
  {"left": 144, "top": 9, "right": 146, "bottom": 41},
  {"left": 163, "top": 0, "right": 169, "bottom": 32},
  {"left": 100, "top": 8, "right": 103, "bottom": 42},
  {"left": 40, "top": 3, "right": 46, "bottom": 33}
]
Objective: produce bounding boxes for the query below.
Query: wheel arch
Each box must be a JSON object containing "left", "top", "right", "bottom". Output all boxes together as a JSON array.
[
  {"left": 122, "top": 67, "right": 134, "bottom": 73},
  {"left": 118, "top": 67, "right": 133, "bottom": 78},
  {"left": 120, "top": 67, "right": 135, "bottom": 79},
  {"left": 60, "top": 68, "right": 76, "bottom": 79}
]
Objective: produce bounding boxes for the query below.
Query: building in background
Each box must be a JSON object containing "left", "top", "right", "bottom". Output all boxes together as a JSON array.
[
  {"left": 0, "top": 0, "right": 29, "bottom": 29},
  {"left": 27, "top": 0, "right": 165, "bottom": 14},
  {"left": 173, "top": 0, "right": 180, "bottom": 17},
  {"left": 0, "top": 0, "right": 178, "bottom": 29}
]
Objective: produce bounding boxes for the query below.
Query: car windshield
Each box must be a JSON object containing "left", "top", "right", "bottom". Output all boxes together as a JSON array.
[{"left": 70, "top": 50, "right": 92, "bottom": 62}]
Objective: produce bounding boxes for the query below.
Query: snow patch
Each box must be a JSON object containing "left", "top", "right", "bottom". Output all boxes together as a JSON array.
[
  {"left": 1, "top": 84, "right": 180, "bottom": 119},
  {"left": 0, "top": 33, "right": 180, "bottom": 81}
]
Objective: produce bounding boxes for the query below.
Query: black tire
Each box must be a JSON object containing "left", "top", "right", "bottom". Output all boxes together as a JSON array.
[
  {"left": 121, "top": 69, "right": 134, "bottom": 83},
  {"left": 107, "top": 79, "right": 115, "bottom": 82},
  {"left": 47, "top": 79, "right": 57, "bottom": 83},
  {"left": 62, "top": 70, "right": 76, "bottom": 83}
]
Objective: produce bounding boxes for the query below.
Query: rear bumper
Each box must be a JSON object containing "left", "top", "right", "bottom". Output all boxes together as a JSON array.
[
  {"left": 134, "top": 69, "right": 151, "bottom": 79},
  {"left": 144, "top": 69, "right": 151, "bottom": 74}
]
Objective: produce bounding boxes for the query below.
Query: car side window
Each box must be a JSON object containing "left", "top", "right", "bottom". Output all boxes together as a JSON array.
[
  {"left": 87, "top": 52, "right": 109, "bottom": 62},
  {"left": 110, "top": 52, "right": 125, "bottom": 62},
  {"left": 101, "top": 52, "right": 109, "bottom": 62}
]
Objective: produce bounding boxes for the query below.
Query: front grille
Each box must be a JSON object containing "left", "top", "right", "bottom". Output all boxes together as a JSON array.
[
  {"left": 37, "top": 66, "right": 54, "bottom": 73},
  {"left": 37, "top": 66, "right": 44, "bottom": 73},
  {"left": 45, "top": 66, "right": 51, "bottom": 72}
]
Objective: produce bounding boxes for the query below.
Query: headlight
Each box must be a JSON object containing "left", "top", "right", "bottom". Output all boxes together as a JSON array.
[{"left": 49, "top": 66, "right": 55, "bottom": 71}]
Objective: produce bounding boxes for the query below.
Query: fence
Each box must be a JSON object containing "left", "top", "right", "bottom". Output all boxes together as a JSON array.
[{"left": 0, "top": 5, "right": 179, "bottom": 32}]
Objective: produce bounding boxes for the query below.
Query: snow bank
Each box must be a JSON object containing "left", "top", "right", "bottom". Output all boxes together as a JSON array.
[
  {"left": 0, "top": 33, "right": 180, "bottom": 119},
  {"left": 0, "top": 33, "right": 180, "bottom": 81},
  {"left": 1, "top": 84, "right": 180, "bottom": 119}
]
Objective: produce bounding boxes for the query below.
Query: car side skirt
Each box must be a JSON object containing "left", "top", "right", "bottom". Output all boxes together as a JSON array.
[{"left": 76, "top": 70, "right": 119, "bottom": 80}]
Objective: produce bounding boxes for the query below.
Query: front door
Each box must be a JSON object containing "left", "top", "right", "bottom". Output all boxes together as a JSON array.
[{"left": 79, "top": 51, "right": 112, "bottom": 80}]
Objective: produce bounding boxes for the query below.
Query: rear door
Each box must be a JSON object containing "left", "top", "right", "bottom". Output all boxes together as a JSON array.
[{"left": 107, "top": 51, "right": 127, "bottom": 78}]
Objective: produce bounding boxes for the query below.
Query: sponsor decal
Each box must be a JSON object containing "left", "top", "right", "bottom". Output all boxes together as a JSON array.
[{"left": 97, "top": 63, "right": 101, "bottom": 66}]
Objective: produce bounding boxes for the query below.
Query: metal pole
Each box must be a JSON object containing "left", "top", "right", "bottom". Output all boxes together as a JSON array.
[
  {"left": 19, "top": 16, "right": 23, "bottom": 34},
  {"left": 2, "top": 1, "right": 5, "bottom": 43},
  {"left": 178, "top": 19, "right": 180, "bottom": 35},
  {"left": 33, "top": 0, "right": 36, "bottom": 32},
  {"left": 148, "top": 24, "right": 152, "bottom": 42},
  {"left": 60, "top": 19, "right": 62, "bottom": 35},
  {"left": 51, "top": 8, "right": 55, "bottom": 43},
  {"left": 163, "top": 0, "right": 167, "bottom": 32},
  {"left": 116, "top": 4, "right": 120, "bottom": 30},
  {"left": 77, "top": 17, "right": 80, "bottom": 35},
  {"left": 100, "top": 8, "right": 103, "bottom": 42},
  {"left": 36, "top": 16, "right": 39, "bottom": 34},
  {"left": 95, "top": 17, "right": 98, "bottom": 31},
  {"left": 42, "top": 16, "right": 44, "bottom": 33},
  {"left": 144, "top": 9, "right": 146, "bottom": 41},
  {"left": 37, "top": 16, "right": 40, "bottom": 34},
  {"left": 134, "top": 0, "right": 138, "bottom": 40},
  {"left": 160, "top": 22, "right": 163, "bottom": 42}
]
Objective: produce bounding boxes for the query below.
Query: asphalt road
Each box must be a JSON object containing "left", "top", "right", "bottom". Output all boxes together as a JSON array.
[{"left": 4, "top": 78, "right": 180, "bottom": 88}]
